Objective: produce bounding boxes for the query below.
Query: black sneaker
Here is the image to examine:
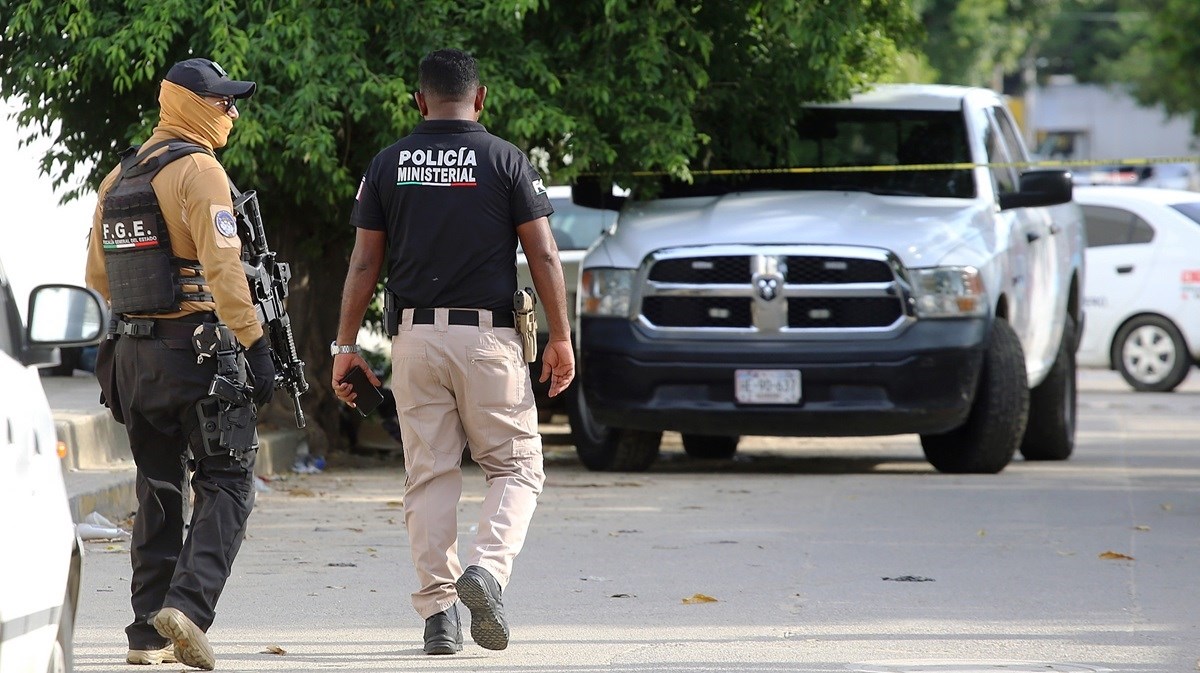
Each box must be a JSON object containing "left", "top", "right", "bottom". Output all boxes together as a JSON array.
[
  {"left": 455, "top": 566, "right": 510, "bottom": 650},
  {"left": 423, "top": 603, "right": 463, "bottom": 655}
]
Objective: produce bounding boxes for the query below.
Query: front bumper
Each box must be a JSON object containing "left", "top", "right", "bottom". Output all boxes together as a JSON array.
[{"left": 579, "top": 317, "right": 988, "bottom": 436}]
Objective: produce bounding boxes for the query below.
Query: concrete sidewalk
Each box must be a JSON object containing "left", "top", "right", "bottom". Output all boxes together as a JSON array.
[{"left": 44, "top": 374, "right": 309, "bottom": 523}]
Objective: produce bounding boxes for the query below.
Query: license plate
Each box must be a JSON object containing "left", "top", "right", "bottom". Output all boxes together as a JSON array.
[{"left": 735, "top": 369, "right": 801, "bottom": 404}]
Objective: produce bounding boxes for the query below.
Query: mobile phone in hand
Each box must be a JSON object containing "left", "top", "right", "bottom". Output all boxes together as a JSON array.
[{"left": 341, "top": 366, "right": 385, "bottom": 417}]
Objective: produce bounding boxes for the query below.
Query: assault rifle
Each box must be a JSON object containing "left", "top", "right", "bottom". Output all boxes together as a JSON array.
[{"left": 232, "top": 188, "right": 310, "bottom": 428}]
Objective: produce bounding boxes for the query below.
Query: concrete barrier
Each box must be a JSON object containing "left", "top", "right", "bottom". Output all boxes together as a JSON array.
[{"left": 46, "top": 373, "right": 309, "bottom": 523}]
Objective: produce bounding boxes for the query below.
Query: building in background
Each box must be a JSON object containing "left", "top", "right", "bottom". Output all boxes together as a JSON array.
[{"left": 1024, "top": 76, "right": 1200, "bottom": 190}]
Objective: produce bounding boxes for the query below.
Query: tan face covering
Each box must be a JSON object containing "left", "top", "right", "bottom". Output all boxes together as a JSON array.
[{"left": 156, "top": 80, "right": 234, "bottom": 149}]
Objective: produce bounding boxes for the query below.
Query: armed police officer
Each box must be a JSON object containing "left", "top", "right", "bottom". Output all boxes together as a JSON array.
[
  {"left": 332, "top": 48, "right": 575, "bottom": 655},
  {"left": 85, "top": 58, "right": 274, "bottom": 670}
]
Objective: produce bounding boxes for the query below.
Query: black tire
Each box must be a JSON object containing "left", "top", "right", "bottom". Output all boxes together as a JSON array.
[
  {"left": 566, "top": 389, "right": 661, "bottom": 471},
  {"left": 1113, "top": 315, "right": 1191, "bottom": 392},
  {"left": 1021, "top": 314, "right": 1077, "bottom": 461},
  {"left": 41, "top": 347, "right": 82, "bottom": 377},
  {"left": 681, "top": 434, "right": 740, "bottom": 460},
  {"left": 920, "top": 317, "right": 1029, "bottom": 474}
]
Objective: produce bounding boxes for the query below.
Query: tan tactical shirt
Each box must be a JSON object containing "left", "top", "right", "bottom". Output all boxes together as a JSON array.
[{"left": 85, "top": 129, "right": 263, "bottom": 347}]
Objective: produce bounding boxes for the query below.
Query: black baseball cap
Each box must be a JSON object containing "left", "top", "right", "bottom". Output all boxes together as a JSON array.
[{"left": 165, "top": 58, "right": 256, "bottom": 99}]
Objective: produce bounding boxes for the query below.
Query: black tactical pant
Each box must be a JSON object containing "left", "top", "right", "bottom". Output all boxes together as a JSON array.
[{"left": 108, "top": 317, "right": 256, "bottom": 650}]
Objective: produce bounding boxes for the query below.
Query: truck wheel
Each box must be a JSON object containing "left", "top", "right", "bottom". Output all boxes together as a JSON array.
[
  {"left": 682, "top": 434, "right": 739, "bottom": 460},
  {"left": 1113, "top": 315, "right": 1191, "bottom": 392},
  {"left": 1021, "top": 314, "right": 1077, "bottom": 461},
  {"left": 567, "top": 390, "right": 662, "bottom": 471},
  {"left": 920, "top": 317, "right": 1028, "bottom": 474}
]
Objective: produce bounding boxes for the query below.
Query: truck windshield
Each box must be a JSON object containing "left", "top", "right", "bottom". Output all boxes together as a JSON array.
[{"left": 651, "top": 109, "right": 975, "bottom": 200}]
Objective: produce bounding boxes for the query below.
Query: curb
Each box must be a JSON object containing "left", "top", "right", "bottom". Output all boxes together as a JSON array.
[{"left": 59, "top": 408, "right": 308, "bottom": 523}]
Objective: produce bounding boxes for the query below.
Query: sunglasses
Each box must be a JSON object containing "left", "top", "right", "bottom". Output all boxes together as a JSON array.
[{"left": 211, "top": 95, "right": 237, "bottom": 114}]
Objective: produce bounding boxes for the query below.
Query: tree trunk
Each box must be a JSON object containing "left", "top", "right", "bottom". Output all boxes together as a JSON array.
[{"left": 266, "top": 202, "right": 355, "bottom": 457}]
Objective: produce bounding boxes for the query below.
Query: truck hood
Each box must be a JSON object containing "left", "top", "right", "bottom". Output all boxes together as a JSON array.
[{"left": 591, "top": 191, "right": 995, "bottom": 270}]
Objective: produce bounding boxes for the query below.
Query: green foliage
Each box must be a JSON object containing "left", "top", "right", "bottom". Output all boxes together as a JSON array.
[
  {"left": 915, "top": 0, "right": 1064, "bottom": 87},
  {"left": 1103, "top": 0, "right": 1200, "bottom": 132},
  {"left": 0, "top": 0, "right": 920, "bottom": 448},
  {"left": 1037, "top": 0, "right": 1128, "bottom": 84}
]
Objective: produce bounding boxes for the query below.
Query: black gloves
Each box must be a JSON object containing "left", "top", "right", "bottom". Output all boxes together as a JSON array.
[{"left": 245, "top": 336, "right": 276, "bottom": 405}]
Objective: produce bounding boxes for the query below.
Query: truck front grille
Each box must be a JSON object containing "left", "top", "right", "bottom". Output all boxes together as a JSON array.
[
  {"left": 643, "top": 297, "right": 753, "bottom": 328},
  {"left": 648, "top": 256, "right": 752, "bottom": 284},
  {"left": 635, "top": 246, "right": 912, "bottom": 337},
  {"left": 786, "top": 297, "right": 904, "bottom": 328},
  {"left": 785, "top": 256, "right": 894, "bottom": 284}
]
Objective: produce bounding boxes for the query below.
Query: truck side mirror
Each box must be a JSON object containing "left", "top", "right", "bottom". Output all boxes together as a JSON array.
[
  {"left": 572, "top": 177, "right": 627, "bottom": 212},
  {"left": 999, "top": 170, "right": 1074, "bottom": 210}
]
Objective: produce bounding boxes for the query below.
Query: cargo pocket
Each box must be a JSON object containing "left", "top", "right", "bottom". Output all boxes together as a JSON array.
[
  {"left": 468, "top": 339, "right": 521, "bottom": 410},
  {"left": 94, "top": 338, "right": 124, "bottom": 424}
]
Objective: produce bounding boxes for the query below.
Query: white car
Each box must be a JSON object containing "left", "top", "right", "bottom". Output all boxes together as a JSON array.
[
  {"left": 516, "top": 185, "right": 617, "bottom": 407},
  {"left": 1075, "top": 185, "right": 1200, "bottom": 391},
  {"left": 0, "top": 259, "right": 106, "bottom": 673}
]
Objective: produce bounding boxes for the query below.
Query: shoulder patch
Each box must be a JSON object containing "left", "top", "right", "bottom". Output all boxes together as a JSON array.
[
  {"left": 214, "top": 209, "right": 238, "bottom": 238},
  {"left": 531, "top": 178, "right": 547, "bottom": 195}
]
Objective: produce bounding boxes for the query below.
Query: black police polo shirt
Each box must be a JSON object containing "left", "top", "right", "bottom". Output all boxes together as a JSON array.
[{"left": 351, "top": 119, "right": 554, "bottom": 313}]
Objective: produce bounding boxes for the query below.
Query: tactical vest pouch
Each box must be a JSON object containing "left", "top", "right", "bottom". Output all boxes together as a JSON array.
[
  {"left": 101, "top": 140, "right": 214, "bottom": 314},
  {"left": 107, "top": 249, "right": 177, "bottom": 314}
]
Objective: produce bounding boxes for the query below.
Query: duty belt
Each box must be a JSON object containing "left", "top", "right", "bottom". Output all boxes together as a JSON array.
[
  {"left": 411, "top": 308, "right": 516, "bottom": 328},
  {"left": 112, "top": 314, "right": 216, "bottom": 339}
]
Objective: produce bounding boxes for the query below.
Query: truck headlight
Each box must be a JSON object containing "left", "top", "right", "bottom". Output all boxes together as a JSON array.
[
  {"left": 580, "top": 267, "right": 634, "bottom": 317},
  {"left": 910, "top": 266, "right": 987, "bottom": 318}
]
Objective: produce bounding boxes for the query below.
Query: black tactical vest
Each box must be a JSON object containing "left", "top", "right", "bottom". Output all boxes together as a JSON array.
[{"left": 101, "top": 139, "right": 218, "bottom": 314}]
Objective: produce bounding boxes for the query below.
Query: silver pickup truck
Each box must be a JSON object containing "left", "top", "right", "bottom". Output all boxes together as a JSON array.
[{"left": 570, "top": 84, "right": 1085, "bottom": 474}]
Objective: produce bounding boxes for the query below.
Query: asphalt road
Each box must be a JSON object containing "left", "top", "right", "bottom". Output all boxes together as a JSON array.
[{"left": 72, "top": 370, "right": 1199, "bottom": 672}]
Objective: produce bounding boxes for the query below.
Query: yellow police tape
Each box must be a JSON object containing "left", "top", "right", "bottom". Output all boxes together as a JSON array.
[{"left": 625, "top": 155, "right": 1200, "bottom": 177}]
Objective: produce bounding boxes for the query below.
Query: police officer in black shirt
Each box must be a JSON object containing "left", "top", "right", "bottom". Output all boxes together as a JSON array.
[{"left": 332, "top": 48, "right": 574, "bottom": 655}]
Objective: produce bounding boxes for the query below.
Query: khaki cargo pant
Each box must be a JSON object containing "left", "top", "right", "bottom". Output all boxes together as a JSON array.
[{"left": 390, "top": 308, "right": 545, "bottom": 619}]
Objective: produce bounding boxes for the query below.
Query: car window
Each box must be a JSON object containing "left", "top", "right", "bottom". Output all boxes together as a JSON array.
[
  {"left": 547, "top": 198, "right": 613, "bottom": 251},
  {"left": 992, "top": 106, "right": 1029, "bottom": 163},
  {"left": 983, "top": 108, "right": 1018, "bottom": 195},
  {"left": 1081, "top": 204, "right": 1155, "bottom": 247},
  {"left": 1169, "top": 201, "right": 1200, "bottom": 225}
]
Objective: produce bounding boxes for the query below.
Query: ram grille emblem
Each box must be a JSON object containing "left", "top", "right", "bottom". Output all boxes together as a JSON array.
[{"left": 754, "top": 275, "right": 781, "bottom": 301}]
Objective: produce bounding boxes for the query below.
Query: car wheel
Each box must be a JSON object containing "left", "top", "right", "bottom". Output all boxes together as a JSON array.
[
  {"left": 1021, "top": 313, "right": 1077, "bottom": 461},
  {"left": 566, "top": 390, "right": 661, "bottom": 471},
  {"left": 1113, "top": 315, "right": 1191, "bottom": 392},
  {"left": 41, "top": 347, "right": 82, "bottom": 377},
  {"left": 921, "top": 317, "right": 1029, "bottom": 474},
  {"left": 681, "top": 434, "right": 739, "bottom": 460}
]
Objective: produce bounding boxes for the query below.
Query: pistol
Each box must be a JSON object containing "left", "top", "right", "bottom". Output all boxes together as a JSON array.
[{"left": 513, "top": 287, "right": 538, "bottom": 363}]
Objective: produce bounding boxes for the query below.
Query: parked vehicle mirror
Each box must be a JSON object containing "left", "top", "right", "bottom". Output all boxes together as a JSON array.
[
  {"left": 572, "top": 177, "right": 627, "bottom": 212},
  {"left": 999, "top": 170, "right": 1074, "bottom": 210},
  {"left": 27, "top": 284, "right": 108, "bottom": 345}
]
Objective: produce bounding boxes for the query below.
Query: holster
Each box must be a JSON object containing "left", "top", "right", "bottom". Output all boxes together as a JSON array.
[
  {"left": 514, "top": 288, "right": 538, "bottom": 363},
  {"left": 195, "top": 397, "right": 258, "bottom": 467},
  {"left": 384, "top": 291, "right": 400, "bottom": 337},
  {"left": 192, "top": 323, "right": 258, "bottom": 464}
]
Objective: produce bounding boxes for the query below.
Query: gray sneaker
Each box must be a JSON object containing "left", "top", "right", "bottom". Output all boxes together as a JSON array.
[
  {"left": 455, "top": 566, "right": 510, "bottom": 650},
  {"left": 126, "top": 644, "right": 177, "bottom": 665},
  {"left": 150, "top": 608, "right": 214, "bottom": 670}
]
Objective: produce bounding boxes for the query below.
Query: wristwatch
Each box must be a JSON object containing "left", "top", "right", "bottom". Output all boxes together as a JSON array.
[{"left": 330, "top": 341, "right": 360, "bottom": 356}]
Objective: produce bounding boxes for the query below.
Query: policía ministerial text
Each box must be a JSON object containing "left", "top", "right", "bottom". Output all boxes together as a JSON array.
[{"left": 396, "top": 147, "right": 477, "bottom": 186}]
